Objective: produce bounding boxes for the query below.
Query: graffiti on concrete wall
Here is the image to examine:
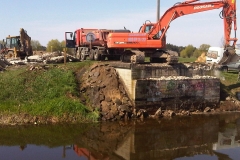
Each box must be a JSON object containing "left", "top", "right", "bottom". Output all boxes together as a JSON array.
[{"left": 137, "top": 79, "right": 219, "bottom": 102}]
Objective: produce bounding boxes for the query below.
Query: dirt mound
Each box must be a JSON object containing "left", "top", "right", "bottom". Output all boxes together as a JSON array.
[{"left": 76, "top": 63, "right": 133, "bottom": 121}]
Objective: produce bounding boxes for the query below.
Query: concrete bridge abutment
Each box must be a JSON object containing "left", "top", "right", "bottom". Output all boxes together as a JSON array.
[{"left": 111, "top": 62, "right": 220, "bottom": 112}]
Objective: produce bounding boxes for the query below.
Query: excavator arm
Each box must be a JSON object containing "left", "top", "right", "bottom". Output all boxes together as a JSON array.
[
  {"left": 149, "top": 0, "right": 237, "bottom": 48},
  {"left": 106, "top": 0, "right": 237, "bottom": 64}
]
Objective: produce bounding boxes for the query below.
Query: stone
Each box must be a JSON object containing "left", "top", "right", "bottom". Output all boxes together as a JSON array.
[
  {"left": 154, "top": 107, "right": 162, "bottom": 117},
  {"left": 118, "top": 105, "right": 130, "bottom": 112},
  {"left": 105, "top": 67, "right": 111, "bottom": 72},
  {"left": 136, "top": 109, "right": 148, "bottom": 118},
  {"left": 204, "top": 107, "right": 211, "bottom": 113},
  {"left": 105, "top": 97, "right": 112, "bottom": 102},
  {"left": 119, "top": 85, "right": 126, "bottom": 94},
  {"left": 163, "top": 110, "right": 175, "bottom": 117},
  {"left": 119, "top": 111, "right": 125, "bottom": 117},
  {"left": 122, "top": 97, "right": 129, "bottom": 104},
  {"left": 94, "top": 71, "right": 100, "bottom": 77},
  {"left": 90, "top": 64, "right": 98, "bottom": 71},
  {"left": 110, "top": 105, "right": 118, "bottom": 115},
  {"left": 226, "top": 96, "right": 232, "bottom": 101},
  {"left": 106, "top": 112, "right": 114, "bottom": 120},
  {"left": 168, "top": 110, "right": 175, "bottom": 117},
  {"left": 114, "top": 98, "right": 122, "bottom": 106},
  {"left": 99, "top": 94, "right": 105, "bottom": 102},
  {"left": 101, "top": 101, "right": 111, "bottom": 113},
  {"left": 115, "top": 115, "right": 121, "bottom": 120},
  {"left": 88, "top": 72, "right": 93, "bottom": 77}
]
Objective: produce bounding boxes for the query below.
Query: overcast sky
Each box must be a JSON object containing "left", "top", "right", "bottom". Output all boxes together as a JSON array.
[{"left": 0, "top": 0, "right": 239, "bottom": 48}]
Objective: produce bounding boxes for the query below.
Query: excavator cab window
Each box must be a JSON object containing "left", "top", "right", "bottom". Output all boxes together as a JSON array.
[
  {"left": 5, "top": 38, "right": 11, "bottom": 48},
  {"left": 11, "top": 38, "right": 18, "bottom": 48},
  {"left": 144, "top": 25, "right": 153, "bottom": 33}
]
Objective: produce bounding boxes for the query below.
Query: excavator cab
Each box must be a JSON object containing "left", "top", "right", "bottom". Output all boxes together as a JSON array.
[
  {"left": 139, "top": 23, "right": 156, "bottom": 34},
  {"left": 139, "top": 22, "right": 163, "bottom": 41},
  {"left": 5, "top": 36, "right": 21, "bottom": 50}
]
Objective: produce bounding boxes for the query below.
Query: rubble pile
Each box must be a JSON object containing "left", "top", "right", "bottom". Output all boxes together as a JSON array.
[
  {"left": 220, "top": 96, "right": 240, "bottom": 111},
  {"left": 77, "top": 64, "right": 134, "bottom": 121},
  {"left": 0, "top": 52, "right": 79, "bottom": 72}
]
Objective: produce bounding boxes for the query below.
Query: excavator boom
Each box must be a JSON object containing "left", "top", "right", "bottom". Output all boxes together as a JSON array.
[{"left": 149, "top": 0, "right": 237, "bottom": 47}]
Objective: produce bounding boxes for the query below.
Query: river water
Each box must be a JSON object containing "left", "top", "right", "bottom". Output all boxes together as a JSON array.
[{"left": 0, "top": 112, "right": 240, "bottom": 160}]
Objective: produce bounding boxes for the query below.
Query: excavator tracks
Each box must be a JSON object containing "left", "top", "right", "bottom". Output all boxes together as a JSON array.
[
  {"left": 120, "top": 50, "right": 179, "bottom": 64},
  {"left": 121, "top": 50, "right": 145, "bottom": 63}
]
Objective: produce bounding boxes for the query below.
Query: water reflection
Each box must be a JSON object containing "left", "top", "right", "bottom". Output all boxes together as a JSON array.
[{"left": 0, "top": 113, "right": 240, "bottom": 160}]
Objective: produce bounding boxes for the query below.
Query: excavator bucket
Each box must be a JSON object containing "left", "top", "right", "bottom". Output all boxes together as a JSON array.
[
  {"left": 218, "top": 0, "right": 237, "bottom": 65},
  {"left": 218, "top": 47, "right": 237, "bottom": 65}
]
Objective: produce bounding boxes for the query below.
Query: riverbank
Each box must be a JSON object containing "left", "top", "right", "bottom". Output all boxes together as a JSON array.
[{"left": 0, "top": 61, "right": 240, "bottom": 125}]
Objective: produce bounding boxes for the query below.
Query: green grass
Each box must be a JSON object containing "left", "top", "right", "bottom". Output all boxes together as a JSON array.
[
  {"left": 219, "top": 70, "right": 240, "bottom": 98},
  {"left": 178, "top": 57, "right": 197, "bottom": 63},
  {"left": 0, "top": 61, "right": 98, "bottom": 121}
]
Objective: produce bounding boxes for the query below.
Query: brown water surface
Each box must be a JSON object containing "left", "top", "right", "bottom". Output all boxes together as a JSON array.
[{"left": 0, "top": 113, "right": 240, "bottom": 160}]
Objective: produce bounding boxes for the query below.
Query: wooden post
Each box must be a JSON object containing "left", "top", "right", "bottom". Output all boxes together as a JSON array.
[{"left": 64, "top": 48, "right": 67, "bottom": 65}]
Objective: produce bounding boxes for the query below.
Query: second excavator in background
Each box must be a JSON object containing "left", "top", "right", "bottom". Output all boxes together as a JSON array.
[
  {"left": 65, "top": 0, "right": 237, "bottom": 64},
  {"left": 0, "top": 28, "right": 33, "bottom": 59}
]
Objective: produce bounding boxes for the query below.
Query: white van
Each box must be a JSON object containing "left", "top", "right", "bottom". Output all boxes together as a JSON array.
[{"left": 206, "top": 45, "right": 240, "bottom": 64}]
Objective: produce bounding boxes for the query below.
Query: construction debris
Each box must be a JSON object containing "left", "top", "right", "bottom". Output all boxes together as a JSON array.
[
  {"left": 0, "top": 52, "right": 80, "bottom": 72},
  {"left": 0, "top": 58, "right": 12, "bottom": 71}
]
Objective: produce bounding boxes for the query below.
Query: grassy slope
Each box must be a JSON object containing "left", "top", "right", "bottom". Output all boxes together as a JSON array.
[
  {"left": 0, "top": 61, "right": 98, "bottom": 121},
  {"left": 219, "top": 71, "right": 240, "bottom": 98}
]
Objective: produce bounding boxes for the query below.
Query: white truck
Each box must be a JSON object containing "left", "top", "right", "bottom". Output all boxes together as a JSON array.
[{"left": 206, "top": 45, "right": 240, "bottom": 64}]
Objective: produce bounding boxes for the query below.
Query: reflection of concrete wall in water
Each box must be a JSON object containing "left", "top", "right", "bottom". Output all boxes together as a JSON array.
[
  {"left": 213, "top": 128, "right": 240, "bottom": 150},
  {"left": 114, "top": 131, "right": 135, "bottom": 160},
  {"left": 237, "top": 119, "right": 240, "bottom": 139},
  {"left": 75, "top": 115, "right": 240, "bottom": 160},
  {"left": 114, "top": 118, "right": 219, "bottom": 160},
  {"left": 213, "top": 118, "right": 240, "bottom": 151}
]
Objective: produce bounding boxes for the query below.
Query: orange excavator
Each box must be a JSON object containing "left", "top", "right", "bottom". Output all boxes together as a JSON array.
[{"left": 65, "top": 0, "right": 237, "bottom": 64}]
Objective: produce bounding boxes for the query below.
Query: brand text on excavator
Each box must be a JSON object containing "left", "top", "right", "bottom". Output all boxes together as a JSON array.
[{"left": 194, "top": 4, "right": 214, "bottom": 10}]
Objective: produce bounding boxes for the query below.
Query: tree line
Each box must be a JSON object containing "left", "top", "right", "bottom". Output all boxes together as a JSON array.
[
  {"left": 2, "top": 38, "right": 210, "bottom": 58},
  {"left": 166, "top": 43, "right": 210, "bottom": 58},
  {"left": 31, "top": 39, "right": 66, "bottom": 52}
]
